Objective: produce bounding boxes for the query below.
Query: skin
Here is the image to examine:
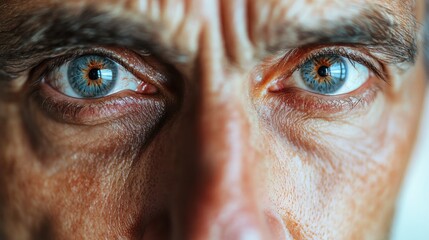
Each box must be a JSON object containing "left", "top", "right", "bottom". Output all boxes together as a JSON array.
[{"left": 0, "top": 0, "right": 426, "bottom": 239}]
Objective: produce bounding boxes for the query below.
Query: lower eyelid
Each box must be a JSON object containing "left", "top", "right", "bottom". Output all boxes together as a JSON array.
[
  {"left": 33, "top": 82, "right": 165, "bottom": 125},
  {"left": 265, "top": 76, "right": 381, "bottom": 115}
]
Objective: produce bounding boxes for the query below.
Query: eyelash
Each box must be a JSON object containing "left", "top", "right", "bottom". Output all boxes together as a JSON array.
[
  {"left": 31, "top": 86, "right": 160, "bottom": 125},
  {"left": 38, "top": 48, "right": 137, "bottom": 82},
  {"left": 261, "top": 46, "right": 388, "bottom": 114},
  {"left": 279, "top": 46, "right": 388, "bottom": 83},
  {"left": 28, "top": 48, "right": 168, "bottom": 124},
  {"left": 30, "top": 45, "right": 387, "bottom": 123}
]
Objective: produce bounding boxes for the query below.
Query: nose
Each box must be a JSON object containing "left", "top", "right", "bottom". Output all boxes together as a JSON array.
[
  {"left": 190, "top": 92, "right": 264, "bottom": 240},
  {"left": 184, "top": 89, "right": 265, "bottom": 240},
  {"left": 168, "top": 65, "right": 288, "bottom": 239}
]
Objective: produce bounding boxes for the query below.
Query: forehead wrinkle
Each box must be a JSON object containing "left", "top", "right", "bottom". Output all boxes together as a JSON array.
[{"left": 124, "top": 0, "right": 201, "bottom": 55}]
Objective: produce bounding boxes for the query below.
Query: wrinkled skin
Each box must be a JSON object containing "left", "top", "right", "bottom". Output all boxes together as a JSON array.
[{"left": 0, "top": 0, "right": 426, "bottom": 239}]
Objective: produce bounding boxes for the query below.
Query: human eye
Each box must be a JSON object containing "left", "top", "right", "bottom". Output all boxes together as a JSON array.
[
  {"left": 265, "top": 47, "right": 385, "bottom": 113},
  {"left": 45, "top": 54, "right": 156, "bottom": 99},
  {"left": 30, "top": 48, "right": 171, "bottom": 124},
  {"left": 292, "top": 54, "right": 368, "bottom": 95}
]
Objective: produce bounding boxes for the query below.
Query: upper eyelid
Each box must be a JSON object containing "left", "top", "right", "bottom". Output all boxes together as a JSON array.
[
  {"left": 39, "top": 47, "right": 170, "bottom": 92},
  {"left": 46, "top": 59, "right": 125, "bottom": 98},
  {"left": 40, "top": 46, "right": 386, "bottom": 93},
  {"left": 43, "top": 48, "right": 133, "bottom": 76},
  {"left": 275, "top": 46, "right": 388, "bottom": 83},
  {"left": 35, "top": 48, "right": 122, "bottom": 87}
]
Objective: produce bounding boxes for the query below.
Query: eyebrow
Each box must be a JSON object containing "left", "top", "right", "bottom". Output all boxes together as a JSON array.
[
  {"left": 0, "top": 3, "right": 419, "bottom": 81},
  {"left": 263, "top": 3, "right": 418, "bottom": 64},
  {"left": 0, "top": 7, "right": 181, "bottom": 80}
]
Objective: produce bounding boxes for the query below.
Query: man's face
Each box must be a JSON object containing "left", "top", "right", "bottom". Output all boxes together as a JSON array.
[{"left": 0, "top": 0, "right": 426, "bottom": 239}]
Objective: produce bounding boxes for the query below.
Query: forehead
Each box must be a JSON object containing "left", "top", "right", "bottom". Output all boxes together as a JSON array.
[
  {"left": 8, "top": 0, "right": 413, "bottom": 18},
  {"left": 242, "top": 0, "right": 409, "bottom": 27},
  {"left": 4, "top": 0, "right": 415, "bottom": 35},
  {"left": 7, "top": 0, "right": 413, "bottom": 44}
]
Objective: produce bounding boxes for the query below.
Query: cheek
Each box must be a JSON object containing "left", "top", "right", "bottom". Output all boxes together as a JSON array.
[
  {"left": 0, "top": 90, "right": 172, "bottom": 237},
  {"left": 0, "top": 122, "right": 177, "bottom": 239},
  {"left": 257, "top": 61, "right": 426, "bottom": 237}
]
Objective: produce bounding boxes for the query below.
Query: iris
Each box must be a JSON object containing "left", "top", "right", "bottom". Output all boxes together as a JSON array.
[
  {"left": 67, "top": 55, "right": 118, "bottom": 98},
  {"left": 300, "top": 55, "right": 347, "bottom": 94}
]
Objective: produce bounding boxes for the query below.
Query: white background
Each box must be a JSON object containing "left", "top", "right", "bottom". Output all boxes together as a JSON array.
[{"left": 392, "top": 86, "right": 429, "bottom": 239}]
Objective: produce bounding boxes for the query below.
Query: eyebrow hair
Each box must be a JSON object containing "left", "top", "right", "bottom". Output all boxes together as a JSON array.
[
  {"left": 0, "top": 6, "right": 183, "bottom": 80},
  {"left": 0, "top": 3, "right": 419, "bottom": 81},
  {"left": 263, "top": 3, "right": 418, "bottom": 65}
]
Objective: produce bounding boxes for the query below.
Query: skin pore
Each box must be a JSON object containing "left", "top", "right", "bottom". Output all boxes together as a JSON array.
[{"left": 0, "top": 0, "right": 426, "bottom": 239}]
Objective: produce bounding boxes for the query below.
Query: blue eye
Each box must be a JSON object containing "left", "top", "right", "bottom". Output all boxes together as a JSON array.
[
  {"left": 45, "top": 53, "right": 158, "bottom": 99},
  {"left": 293, "top": 54, "right": 370, "bottom": 96},
  {"left": 67, "top": 55, "right": 118, "bottom": 98},
  {"left": 300, "top": 55, "right": 347, "bottom": 94}
]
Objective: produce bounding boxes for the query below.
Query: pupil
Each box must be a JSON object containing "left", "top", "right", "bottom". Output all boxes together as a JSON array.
[
  {"left": 88, "top": 68, "right": 101, "bottom": 80},
  {"left": 318, "top": 66, "right": 330, "bottom": 77}
]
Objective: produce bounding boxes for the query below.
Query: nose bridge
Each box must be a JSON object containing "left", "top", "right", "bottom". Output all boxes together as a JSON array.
[
  {"left": 186, "top": 71, "right": 265, "bottom": 240},
  {"left": 194, "top": 21, "right": 255, "bottom": 197},
  {"left": 198, "top": 89, "right": 250, "bottom": 187},
  {"left": 169, "top": 15, "right": 270, "bottom": 238}
]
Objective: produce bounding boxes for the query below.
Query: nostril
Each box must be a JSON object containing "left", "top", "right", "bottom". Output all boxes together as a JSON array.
[{"left": 265, "top": 210, "right": 294, "bottom": 240}]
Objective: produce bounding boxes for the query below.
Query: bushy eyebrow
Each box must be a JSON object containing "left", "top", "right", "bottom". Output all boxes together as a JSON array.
[
  {"left": 0, "top": 3, "right": 419, "bottom": 81},
  {"left": 0, "top": 7, "right": 181, "bottom": 80},
  {"left": 263, "top": 3, "right": 418, "bottom": 65}
]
